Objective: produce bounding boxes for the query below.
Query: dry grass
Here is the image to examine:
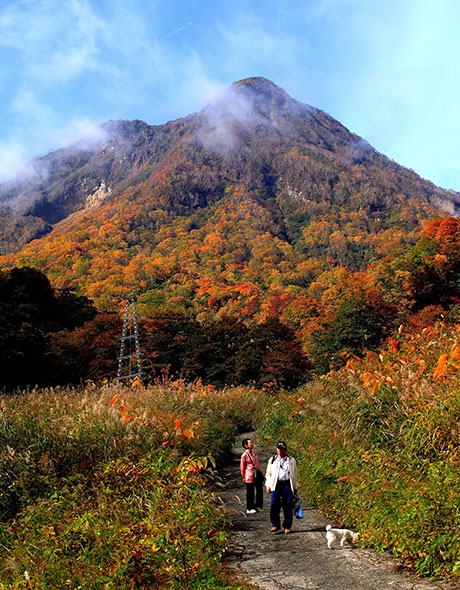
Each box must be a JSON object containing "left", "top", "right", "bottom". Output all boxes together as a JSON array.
[{"left": 0, "top": 379, "right": 265, "bottom": 589}]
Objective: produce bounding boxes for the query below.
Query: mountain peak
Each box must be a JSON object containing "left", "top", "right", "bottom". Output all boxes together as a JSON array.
[
  {"left": 194, "top": 77, "right": 310, "bottom": 153},
  {"left": 225, "top": 76, "right": 300, "bottom": 110},
  {"left": 1, "top": 75, "right": 460, "bottom": 259},
  {"left": 229, "top": 77, "right": 299, "bottom": 111},
  {"left": 231, "top": 76, "right": 284, "bottom": 93}
]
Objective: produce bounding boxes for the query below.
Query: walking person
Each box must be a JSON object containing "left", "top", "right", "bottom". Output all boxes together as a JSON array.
[
  {"left": 265, "top": 441, "right": 298, "bottom": 534},
  {"left": 240, "top": 438, "right": 264, "bottom": 514}
]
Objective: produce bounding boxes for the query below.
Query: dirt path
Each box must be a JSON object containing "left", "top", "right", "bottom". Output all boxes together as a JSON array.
[{"left": 221, "top": 434, "right": 454, "bottom": 590}]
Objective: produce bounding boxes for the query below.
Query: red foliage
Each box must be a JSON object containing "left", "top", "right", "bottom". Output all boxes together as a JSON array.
[{"left": 423, "top": 217, "right": 460, "bottom": 244}]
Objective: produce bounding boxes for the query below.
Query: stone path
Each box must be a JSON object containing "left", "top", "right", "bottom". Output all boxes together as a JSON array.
[{"left": 221, "top": 434, "right": 454, "bottom": 590}]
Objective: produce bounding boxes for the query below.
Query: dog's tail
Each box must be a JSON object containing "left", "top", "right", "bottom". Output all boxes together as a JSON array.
[{"left": 325, "top": 524, "right": 332, "bottom": 531}]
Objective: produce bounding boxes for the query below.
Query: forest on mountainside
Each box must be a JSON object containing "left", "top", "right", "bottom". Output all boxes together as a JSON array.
[
  {"left": 2, "top": 216, "right": 460, "bottom": 390},
  {"left": 2, "top": 78, "right": 460, "bottom": 590},
  {"left": 2, "top": 77, "right": 458, "bottom": 263},
  {"left": 2, "top": 78, "right": 460, "bottom": 390}
]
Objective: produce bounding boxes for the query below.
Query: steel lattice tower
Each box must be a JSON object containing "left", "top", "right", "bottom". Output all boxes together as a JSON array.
[{"left": 116, "top": 295, "right": 143, "bottom": 384}]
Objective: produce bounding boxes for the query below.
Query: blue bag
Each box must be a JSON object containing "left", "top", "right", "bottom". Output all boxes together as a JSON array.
[{"left": 293, "top": 494, "right": 303, "bottom": 519}]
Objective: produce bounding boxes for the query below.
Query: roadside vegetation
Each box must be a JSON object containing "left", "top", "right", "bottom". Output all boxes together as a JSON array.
[
  {"left": 257, "top": 320, "right": 460, "bottom": 580},
  {"left": 2, "top": 306, "right": 460, "bottom": 585},
  {"left": 0, "top": 380, "right": 262, "bottom": 589}
]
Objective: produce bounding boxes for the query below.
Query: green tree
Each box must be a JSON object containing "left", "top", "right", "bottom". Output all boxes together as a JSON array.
[
  {"left": 0, "top": 267, "right": 97, "bottom": 389},
  {"left": 310, "top": 295, "right": 386, "bottom": 374},
  {"left": 50, "top": 312, "right": 119, "bottom": 384}
]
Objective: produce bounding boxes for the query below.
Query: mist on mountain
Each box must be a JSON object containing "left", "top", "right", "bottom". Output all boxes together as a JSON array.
[{"left": 0, "top": 76, "right": 459, "bottom": 262}]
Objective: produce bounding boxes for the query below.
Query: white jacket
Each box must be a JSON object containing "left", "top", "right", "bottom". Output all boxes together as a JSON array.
[{"left": 265, "top": 455, "right": 298, "bottom": 492}]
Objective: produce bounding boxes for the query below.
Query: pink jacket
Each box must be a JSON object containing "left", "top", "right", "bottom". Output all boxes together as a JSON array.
[{"left": 240, "top": 450, "right": 261, "bottom": 483}]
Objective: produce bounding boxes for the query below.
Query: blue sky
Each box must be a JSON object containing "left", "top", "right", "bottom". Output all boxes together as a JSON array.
[{"left": 1, "top": 0, "right": 459, "bottom": 190}]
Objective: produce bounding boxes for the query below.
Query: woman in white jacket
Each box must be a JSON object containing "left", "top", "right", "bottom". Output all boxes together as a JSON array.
[{"left": 265, "top": 441, "right": 298, "bottom": 534}]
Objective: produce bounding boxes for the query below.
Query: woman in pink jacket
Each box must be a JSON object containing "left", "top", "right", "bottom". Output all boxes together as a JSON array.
[{"left": 240, "top": 438, "right": 264, "bottom": 514}]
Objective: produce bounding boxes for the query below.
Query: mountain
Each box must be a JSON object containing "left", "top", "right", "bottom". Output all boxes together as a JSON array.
[{"left": 0, "top": 77, "right": 459, "bottom": 311}]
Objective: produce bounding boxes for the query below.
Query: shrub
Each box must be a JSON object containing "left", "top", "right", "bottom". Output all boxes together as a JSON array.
[
  {"left": 0, "top": 380, "right": 263, "bottom": 589},
  {"left": 253, "top": 322, "right": 460, "bottom": 580}
]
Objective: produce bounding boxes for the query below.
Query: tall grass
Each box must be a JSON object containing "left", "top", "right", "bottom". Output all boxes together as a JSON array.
[
  {"left": 256, "top": 322, "right": 460, "bottom": 580},
  {"left": 10, "top": 327, "right": 460, "bottom": 586},
  {"left": 0, "top": 380, "right": 263, "bottom": 589}
]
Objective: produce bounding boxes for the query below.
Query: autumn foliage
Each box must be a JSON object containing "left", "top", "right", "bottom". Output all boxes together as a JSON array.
[
  {"left": 1, "top": 84, "right": 459, "bottom": 385},
  {"left": 3, "top": 80, "right": 460, "bottom": 386},
  {"left": 0, "top": 380, "right": 264, "bottom": 589},
  {"left": 5, "top": 217, "right": 460, "bottom": 388},
  {"left": 257, "top": 318, "right": 460, "bottom": 579}
]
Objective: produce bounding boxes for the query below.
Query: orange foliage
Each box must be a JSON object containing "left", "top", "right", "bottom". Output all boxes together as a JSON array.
[{"left": 423, "top": 217, "right": 460, "bottom": 244}]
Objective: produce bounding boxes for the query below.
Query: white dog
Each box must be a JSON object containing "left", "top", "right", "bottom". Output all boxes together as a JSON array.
[{"left": 325, "top": 524, "right": 359, "bottom": 548}]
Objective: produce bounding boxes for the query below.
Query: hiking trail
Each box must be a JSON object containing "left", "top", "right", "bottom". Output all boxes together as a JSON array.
[{"left": 221, "top": 433, "right": 454, "bottom": 590}]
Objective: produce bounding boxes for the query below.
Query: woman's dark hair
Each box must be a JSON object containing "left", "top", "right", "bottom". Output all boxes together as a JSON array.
[{"left": 242, "top": 439, "right": 250, "bottom": 449}]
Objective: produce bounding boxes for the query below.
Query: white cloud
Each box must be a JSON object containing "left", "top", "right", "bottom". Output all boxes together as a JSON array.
[
  {"left": 49, "top": 117, "right": 107, "bottom": 150},
  {"left": 170, "top": 53, "right": 226, "bottom": 116},
  {"left": 12, "top": 87, "right": 55, "bottom": 123},
  {"left": 1, "top": 0, "right": 459, "bottom": 190},
  {"left": 0, "top": 0, "right": 138, "bottom": 179},
  {"left": 0, "top": 139, "right": 30, "bottom": 181},
  {"left": 0, "top": 0, "right": 224, "bottom": 181},
  {"left": 0, "top": 0, "right": 107, "bottom": 83},
  {"left": 0, "top": 116, "right": 106, "bottom": 188},
  {"left": 194, "top": 83, "right": 257, "bottom": 153}
]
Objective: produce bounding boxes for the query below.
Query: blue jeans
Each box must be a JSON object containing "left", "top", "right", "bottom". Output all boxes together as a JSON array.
[{"left": 270, "top": 480, "right": 293, "bottom": 530}]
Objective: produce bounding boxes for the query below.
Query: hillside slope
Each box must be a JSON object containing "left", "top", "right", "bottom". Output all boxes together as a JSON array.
[{"left": 1, "top": 77, "right": 458, "bottom": 310}]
